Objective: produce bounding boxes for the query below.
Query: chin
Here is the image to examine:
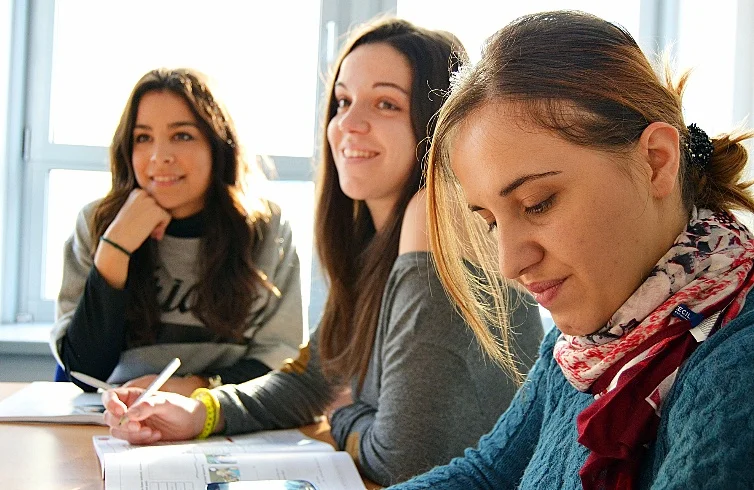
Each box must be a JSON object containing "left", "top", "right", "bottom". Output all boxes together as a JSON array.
[
  {"left": 551, "top": 315, "right": 601, "bottom": 337},
  {"left": 338, "top": 184, "right": 367, "bottom": 202}
]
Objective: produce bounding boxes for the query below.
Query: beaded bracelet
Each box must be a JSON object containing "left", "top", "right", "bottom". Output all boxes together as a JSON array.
[
  {"left": 100, "top": 236, "right": 132, "bottom": 257},
  {"left": 190, "top": 388, "right": 221, "bottom": 439}
]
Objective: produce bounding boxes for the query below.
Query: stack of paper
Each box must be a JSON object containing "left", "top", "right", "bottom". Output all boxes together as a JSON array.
[
  {"left": 94, "top": 429, "right": 366, "bottom": 490},
  {"left": 0, "top": 381, "right": 105, "bottom": 425}
]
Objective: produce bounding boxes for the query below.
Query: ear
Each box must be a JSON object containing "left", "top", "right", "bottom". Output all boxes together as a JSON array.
[{"left": 638, "top": 122, "right": 680, "bottom": 199}]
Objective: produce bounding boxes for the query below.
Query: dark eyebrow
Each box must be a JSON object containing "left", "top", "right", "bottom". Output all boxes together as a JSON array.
[
  {"left": 334, "top": 81, "right": 410, "bottom": 96},
  {"left": 133, "top": 121, "right": 198, "bottom": 130},
  {"left": 373, "top": 82, "right": 410, "bottom": 95},
  {"left": 501, "top": 171, "right": 561, "bottom": 196},
  {"left": 468, "top": 171, "right": 561, "bottom": 211}
]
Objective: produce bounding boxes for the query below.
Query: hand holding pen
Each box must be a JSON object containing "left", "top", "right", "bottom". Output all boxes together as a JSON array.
[
  {"left": 117, "top": 357, "right": 182, "bottom": 426},
  {"left": 101, "top": 358, "right": 217, "bottom": 444}
]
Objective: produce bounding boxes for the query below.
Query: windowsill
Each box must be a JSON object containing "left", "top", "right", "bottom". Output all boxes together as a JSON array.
[
  {"left": 0, "top": 313, "right": 554, "bottom": 356},
  {"left": 0, "top": 323, "right": 54, "bottom": 355}
]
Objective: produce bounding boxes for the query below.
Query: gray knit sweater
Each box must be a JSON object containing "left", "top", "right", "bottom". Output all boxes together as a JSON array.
[
  {"left": 51, "top": 199, "right": 304, "bottom": 387},
  {"left": 214, "top": 251, "right": 543, "bottom": 486}
]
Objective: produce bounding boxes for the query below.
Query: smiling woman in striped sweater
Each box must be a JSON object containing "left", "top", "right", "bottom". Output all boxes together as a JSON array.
[{"left": 52, "top": 68, "right": 305, "bottom": 397}]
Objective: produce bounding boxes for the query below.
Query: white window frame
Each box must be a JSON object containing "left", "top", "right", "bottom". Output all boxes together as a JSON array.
[
  {"left": 3, "top": 0, "right": 753, "bottom": 327},
  {"left": 4, "top": 0, "right": 392, "bottom": 326}
]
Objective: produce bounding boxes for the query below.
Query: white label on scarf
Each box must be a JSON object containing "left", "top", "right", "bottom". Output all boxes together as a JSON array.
[
  {"left": 689, "top": 312, "right": 720, "bottom": 342},
  {"left": 645, "top": 314, "right": 719, "bottom": 415}
]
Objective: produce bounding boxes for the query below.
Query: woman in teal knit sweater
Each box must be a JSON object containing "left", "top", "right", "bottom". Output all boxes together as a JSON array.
[{"left": 391, "top": 10, "right": 754, "bottom": 490}]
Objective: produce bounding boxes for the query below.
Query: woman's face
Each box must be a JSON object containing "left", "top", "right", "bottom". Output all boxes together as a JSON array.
[
  {"left": 131, "top": 90, "right": 213, "bottom": 219},
  {"left": 327, "top": 42, "right": 417, "bottom": 230},
  {"left": 451, "top": 102, "right": 673, "bottom": 336}
]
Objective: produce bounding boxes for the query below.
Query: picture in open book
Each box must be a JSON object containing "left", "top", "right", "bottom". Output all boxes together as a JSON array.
[{"left": 93, "top": 428, "right": 366, "bottom": 490}]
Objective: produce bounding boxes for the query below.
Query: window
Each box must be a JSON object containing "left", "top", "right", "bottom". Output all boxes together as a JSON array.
[
  {"left": 396, "top": 0, "right": 754, "bottom": 329},
  {"left": 674, "top": 0, "right": 746, "bottom": 137},
  {"left": 39, "top": 0, "right": 321, "bottom": 157},
  {"left": 3, "top": 0, "right": 753, "bottom": 331},
  {"left": 6, "top": 0, "right": 395, "bottom": 328},
  {"left": 20, "top": 0, "right": 324, "bottom": 323},
  {"left": 397, "top": 0, "right": 753, "bottom": 139},
  {"left": 397, "top": 0, "right": 642, "bottom": 61}
]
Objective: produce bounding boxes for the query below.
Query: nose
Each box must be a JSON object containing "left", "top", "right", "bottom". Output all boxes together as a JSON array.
[
  {"left": 336, "top": 103, "right": 369, "bottom": 134},
  {"left": 496, "top": 225, "right": 542, "bottom": 280},
  {"left": 150, "top": 141, "right": 175, "bottom": 164}
]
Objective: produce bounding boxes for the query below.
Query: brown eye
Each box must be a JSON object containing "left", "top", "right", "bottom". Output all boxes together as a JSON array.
[
  {"left": 335, "top": 98, "right": 350, "bottom": 110},
  {"left": 524, "top": 195, "right": 555, "bottom": 215},
  {"left": 377, "top": 100, "right": 399, "bottom": 111},
  {"left": 174, "top": 132, "right": 194, "bottom": 142}
]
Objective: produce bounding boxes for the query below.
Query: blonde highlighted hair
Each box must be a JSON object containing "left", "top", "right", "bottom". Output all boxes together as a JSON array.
[{"left": 426, "top": 10, "right": 754, "bottom": 365}]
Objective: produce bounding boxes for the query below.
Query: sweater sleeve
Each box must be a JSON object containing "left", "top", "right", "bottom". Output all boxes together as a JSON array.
[
  {"left": 330, "top": 253, "right": 543, "bottom": 487},
  {"left": 50, "top": 202, "right": 130, "bottom": 390},
  {"left": 387, "top": 329, "right": 559, "bottom": 490},
  {"left": 238, "top": 202, "right": 304, "bottom": 372},
  {"left": 331, "top": 342, "right": 489, "bottom": 486},
  {"left": 203, "top": 358, "right": 272, "bottom": 385},
  {"left": 648, "top": 315, "right": 754, "bottom": 489},
  {"left": 213, "top": 330, "right": 336, "bottom": 434}
]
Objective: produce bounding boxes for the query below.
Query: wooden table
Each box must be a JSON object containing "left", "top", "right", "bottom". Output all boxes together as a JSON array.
[{"left": 0, "top": 382, "right": 381, "bottom": 490}]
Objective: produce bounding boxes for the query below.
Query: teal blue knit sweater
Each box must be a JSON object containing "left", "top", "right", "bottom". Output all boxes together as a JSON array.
[{"left": 389, "top": 291, "right": 754, "bottom": 489}]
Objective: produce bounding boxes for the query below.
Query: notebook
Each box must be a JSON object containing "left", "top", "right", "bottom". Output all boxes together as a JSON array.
[
  {"left": 0, "top": 381, "right": 105, "bottom": 425},
  {"left": 93, "top": 429, "right": 366, "bottom": 490}
]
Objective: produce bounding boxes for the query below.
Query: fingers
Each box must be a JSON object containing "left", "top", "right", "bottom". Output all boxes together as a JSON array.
[
  {"left": 150, "top": 217, "right": 170, "bottom": 241},
  {"left": 121, "top": 393, "right": 166, "bottom": 423},
  {"left": 101, "top": 387, "right": 144, "bottom": 416},
  {"left": 102, "top": 387, "right": 148, "bottom": 436},
  {"left": 102, "top": 389, "right": 167, "bottom": 443},
  {"left": 101, "top": 391, "right": 126, "bottom": 423},
  {"left": 106, "top": 189, "right": 172, "bottom": 250},
  {"left": 109, "top": 423, "right": 163, "bottom": 445},
  {"left": 101, "top": 387, "right": 160, "bottom": 426},
  {"left": 102, "top": 389, "right": 203, "bottom": 443}
]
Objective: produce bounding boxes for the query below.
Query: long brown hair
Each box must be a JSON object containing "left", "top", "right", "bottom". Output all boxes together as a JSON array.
[
  {"left": 315, "top": 18, "right": 465, "bottom": 387},
  {"left": 426, "top": 10, "right": 754, "bottom": 365},
  {"left": 93, "top": 68, "right": 271, "bottom": 346}
]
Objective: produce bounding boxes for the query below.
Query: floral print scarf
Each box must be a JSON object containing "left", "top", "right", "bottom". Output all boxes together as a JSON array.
[{"left": 552, "top": 208, "right": 754, "bottom": 489}]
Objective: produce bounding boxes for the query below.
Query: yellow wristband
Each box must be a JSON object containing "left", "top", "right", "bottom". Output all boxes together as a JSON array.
[{"left": 190, "top": 388, "right": 220, "bottom": 439}]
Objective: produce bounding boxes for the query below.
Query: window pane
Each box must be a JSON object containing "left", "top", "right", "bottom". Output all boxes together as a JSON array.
[
  {"left": 44, "top": 169, "right": 112, "bottom": 299},
  {"left": 676, "top": 0, "right": 740, "bottom": 136},
  {"left": 397, "top": 0, "right": 640, "bottom": 61},
  {"left": 44, "top": 172, "right": 314, "bottom": 325},
  {"left": 49, "top": 0, "right": 320, "bottom": 157},
  {"left": 256, "top": 180, "right": 315, "bottom": 328}
]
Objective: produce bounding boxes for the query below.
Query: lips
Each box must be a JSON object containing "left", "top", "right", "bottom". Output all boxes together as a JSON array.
[{"left": 523, "top": 278, "right": 565, "bottom": 308}]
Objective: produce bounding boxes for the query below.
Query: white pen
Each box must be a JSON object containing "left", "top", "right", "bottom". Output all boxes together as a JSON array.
[
  {"left": 70, "top": 371, "right": 116, "bottom": 391},
  {"left": 119, "top": 357, "right": 181, "bottom": 426}
]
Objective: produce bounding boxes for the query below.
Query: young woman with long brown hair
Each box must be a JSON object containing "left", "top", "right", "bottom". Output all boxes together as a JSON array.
[
  {"left": 100, "top": 19, "right": 543, "bottom": 486},
  {"left": 51, "top": 68, "right": 304, "bottom": 397}
]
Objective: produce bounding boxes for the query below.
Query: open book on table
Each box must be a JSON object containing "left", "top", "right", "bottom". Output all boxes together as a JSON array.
[
  {"left": 0, "top": 381, "right": 105, "bottom": 425},
  {"left": 93, "top": 428, "right": 367, "bottom": 490}
]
